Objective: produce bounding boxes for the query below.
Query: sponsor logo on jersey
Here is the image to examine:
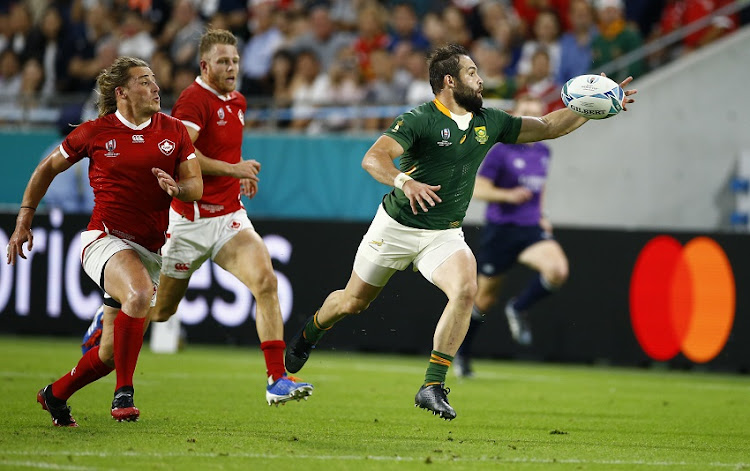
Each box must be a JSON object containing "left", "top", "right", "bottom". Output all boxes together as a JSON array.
[
  {"left": 104, "top": 139, "right": 119, "bottom": 157},
  {"left": 392, "top": 119, "right": 404, "bottom": 132},
  {"left": 174, "top": 263, "right": 190, "bottom": 272},
  {"left": 132, "top": 134, "right": 144, "bottom": 143},
  {"left": 238, "top": 109, "right": 245, "bottom": 125},
  {"left": 158, "top": 139, "right": 175, "bottom": 156},
  {"left": 230, "top": 220, "right": 241, "bottom": 230},
  {"left": 474, "top": 126, "right": 488, "bottom": 144},
  {"left": 368, "top": 239, "right": 384, "bottom": 251}
]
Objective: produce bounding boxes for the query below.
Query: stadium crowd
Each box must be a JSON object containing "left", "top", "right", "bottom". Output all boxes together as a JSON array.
[{"left": 0, "top": 0, "right": 743, "bottom": 131}]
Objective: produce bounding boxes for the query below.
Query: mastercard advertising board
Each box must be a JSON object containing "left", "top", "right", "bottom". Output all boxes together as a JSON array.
[{"left": 630, "top": 236, "right": 735, "bottom": 363}]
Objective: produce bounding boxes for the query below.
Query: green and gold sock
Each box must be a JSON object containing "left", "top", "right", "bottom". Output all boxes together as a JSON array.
[
  {"left": 302, "top": 310, "right": 331, "bottom": 345},
  {"left": 424, "top": 350, "right": 453, "bottom": 386}
]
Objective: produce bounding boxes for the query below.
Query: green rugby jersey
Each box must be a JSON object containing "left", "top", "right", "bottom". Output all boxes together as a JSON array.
[{"left": 382, "top": 99, "right": 522, "bottom": 230}]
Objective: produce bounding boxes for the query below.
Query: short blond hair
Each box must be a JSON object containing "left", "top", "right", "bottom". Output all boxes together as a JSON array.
[{"left": 199, "top": 29, "right": 238, "bottom": 58}]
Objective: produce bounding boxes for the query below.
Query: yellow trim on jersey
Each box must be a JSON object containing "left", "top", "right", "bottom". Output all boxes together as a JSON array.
[{"left": 433, "top": 99, "right": 452, "bottom": 118}]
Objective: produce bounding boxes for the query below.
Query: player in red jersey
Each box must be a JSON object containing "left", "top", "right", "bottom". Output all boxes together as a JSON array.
[
  {"left": 6, "top": 56, "right": 202, "bottom": 426},
  {"left": 81, "top": 29, "right": 313, "bottom": 405},
  {"left": 156, "top": 29, "right": 312, "bottom": 405}
]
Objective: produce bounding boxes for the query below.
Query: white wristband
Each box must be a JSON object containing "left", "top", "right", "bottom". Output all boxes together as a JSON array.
[{"left": 394, "top": 172, "right": 413, "bottom": 190}]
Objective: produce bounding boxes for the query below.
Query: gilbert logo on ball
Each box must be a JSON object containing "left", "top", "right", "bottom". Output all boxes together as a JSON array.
[{"left": 561, "top": 74, "right": 624, "bottom": 120}]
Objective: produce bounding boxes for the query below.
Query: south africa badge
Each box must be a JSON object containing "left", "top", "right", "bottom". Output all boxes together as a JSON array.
[{"left": 474, "top": 126, "right": 488, "bottom": 144}]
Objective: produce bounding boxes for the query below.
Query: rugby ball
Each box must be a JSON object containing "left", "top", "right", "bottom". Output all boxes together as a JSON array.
[{"left": 561, "top": 74, "right": 624, "bottom": 120}]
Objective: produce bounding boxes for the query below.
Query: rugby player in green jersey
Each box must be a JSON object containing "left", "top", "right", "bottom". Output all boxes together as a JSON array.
[{"left": 286, "top": 44, "right": 636, "bottom": 420}]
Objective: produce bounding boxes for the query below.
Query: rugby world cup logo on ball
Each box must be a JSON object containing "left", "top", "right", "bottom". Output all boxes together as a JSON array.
[{"left": 561, "top": 74, "right": 624, "bottom": 120}]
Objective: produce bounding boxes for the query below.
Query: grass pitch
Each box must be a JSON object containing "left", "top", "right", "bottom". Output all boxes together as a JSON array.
[{"left": 1, "top": 336, "right": 748, "bottom": 470}]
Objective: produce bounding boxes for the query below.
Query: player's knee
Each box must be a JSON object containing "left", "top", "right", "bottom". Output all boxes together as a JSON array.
[
  {"left": 544, "top": 264, "right": 569, "bottom": 288},
  {"left": 253, "top": 269, "right": 278, "bottom": 296},
  {"left": 122, "top": 287, "right": 153, "bottom": 316},
  {"left": 450, "top": 279, "right": 477, "bottom": 308}
]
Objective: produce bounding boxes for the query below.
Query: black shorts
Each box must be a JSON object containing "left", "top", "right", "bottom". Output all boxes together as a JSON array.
[{"left": 476, "top": 223, "right": 552, "bottom": 276}]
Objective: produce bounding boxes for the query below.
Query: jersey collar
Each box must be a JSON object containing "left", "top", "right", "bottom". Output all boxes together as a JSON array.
[
  {"left": 196, "top": 76, "right": 232, "bottom": 101},
  {"left": 433, "top": 98, "right": 473, "bottom": 130},
  {"left": 114, "top": 110, "right": 152, "bottom": 130}
]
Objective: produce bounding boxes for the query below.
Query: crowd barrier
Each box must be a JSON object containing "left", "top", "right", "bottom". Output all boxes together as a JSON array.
[{"left": 1, "top": 211, "right": 748, "bottom": 372}]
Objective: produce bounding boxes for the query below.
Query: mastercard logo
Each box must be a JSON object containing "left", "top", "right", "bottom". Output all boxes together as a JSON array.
[{"left": 629, "top": 236, "right": 735, "bottom": 363}]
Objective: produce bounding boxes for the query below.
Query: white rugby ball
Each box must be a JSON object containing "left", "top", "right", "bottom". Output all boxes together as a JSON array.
[{"left": 561, "top": 74, "right": 624, "bottom": 120}]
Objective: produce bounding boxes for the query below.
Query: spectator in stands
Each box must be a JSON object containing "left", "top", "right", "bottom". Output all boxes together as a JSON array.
[
  {"left": 118, "top": 9, "right": 157, "bottom": 61},
  {"left": 291, "top": 4, "right": 354, "bottom": 71},
  {"left": 199, "top": 0, "right": 247, "bottom": 36},
  {"left": 241, "top": 0, "right": 284, "bottom": 97},
  {"left": 513, "top": 0, "right": 571, "bottom": 35},
  {"left": 387, "top": 2, "right": 430, "bottom": 52},
  {"left": 275, "top": 8, "right": 307, "bottom": 51},
  {"left": 158, "top": 0, "right": 204, "bottom": 67},
  {"left": 516, "top": 9, "right": 562, "bottom": 81},
  {"left": 0, "top": 6, "right": 9, "bottom": 54},
  {"left": 63, "top": 3, "right": 117, "bottom": 93},
  {"left": 23, "top": 5, "right": 66, "bottom": 100},
  {"left": 591, "top": 0, "right": 646, "bottom": 82},
  {"left": 7, "top": 3, "right": 33, "bottom": 57},
  {"left": 289, "top": 49, "right": 323, "bottom": 131},
  {"left": 403, "top": 48, "right": 433, "bottom": 105},
  {"left": 557, "top": 0, "right": 598, "bottom": 83},
  {"left": 363, "top": 48, "right": 411, "bottom": 130},
  {"left": 471, "top": 0, "right": 515, "bottom": 40},
  {"left": 149, "top": 49, "right": 175, "bottom": 102},
  {"left": 352, "top": 3, "right": 390, "bottom": 82},
  {"left": 625, "top": 0, "right": 666, "bottom": 39},
  {"left": 657, "top": 0, "right": 737, "bottom": 58},
  {"left": 0, "top": 49, "right": 22, "bottom": 99},
  {"left": 515, "top": 48, "right": 563, "bottom": 113},
  {"left": 308, "top": 49, "right": 365, "bottom": 133},
  {"left": 386, "top": 0, "right": 450, "bottom": 18},
  {"left": 172, "top": 64, "right": 198, "bottom": 98},
  {"left": 442, "top": 5, "right": 472, "bottom": 47},
  {"left": 269, "top": 48, "right": 295, "bottom": 108},
  {"left": 329, "top": 0, "right": 363, "bottom": 31},
  {"left": 422, "top": 12, "right": 449, "bottom": 49},
  {"left": 18, "top": 58, "right": 45, "bottom": 110},
  {"left": 471, "top": 38, "right": 518, "bottom": 100},
  {"left": 487, "top": 12, "right": 525, "bottom": 76}
]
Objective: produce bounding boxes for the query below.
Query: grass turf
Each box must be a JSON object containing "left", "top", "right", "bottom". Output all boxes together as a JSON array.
[{"left": 1, "top": 335, "right": 748, "bottom": 470}]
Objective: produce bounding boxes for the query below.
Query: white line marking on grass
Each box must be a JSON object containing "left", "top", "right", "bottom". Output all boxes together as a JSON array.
[
  {"left": 3, "top": 450, "right": 749, "bottom": 468},
  {"left": 0, "top": 460, "right": 100, "bottom": 470}
]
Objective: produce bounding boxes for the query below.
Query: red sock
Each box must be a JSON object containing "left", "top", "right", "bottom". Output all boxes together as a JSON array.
[
  {"left": 51, "top": 346, "right": 114, "bottom": 400},
  {"left": 261, "top": 340, "right": 286, "bottom": 381},
  {"left": 114, "top": 310, "right": 146, "bottom": 390}
]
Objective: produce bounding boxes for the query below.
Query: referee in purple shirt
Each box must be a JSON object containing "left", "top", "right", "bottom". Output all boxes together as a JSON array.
[{"left": 455, "top": 96, "right": 569, "bottom": 378}]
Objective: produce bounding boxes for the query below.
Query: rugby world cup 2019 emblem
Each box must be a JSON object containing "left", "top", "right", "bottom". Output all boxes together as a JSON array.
[
  {"left": 218, "top": 108, "right": 225, "bottom": 120},
  {"left": 441, "top": 128, "right": 450, "bottom": 140},
  {"left": 158, "top": 139, "right": 175, "bottom": 156},
  {"left": 474, "top": 126, "right": 488, "bottom": 144},
  {"left": 104, "top": 139, "right": 119, "bottom": 157}
]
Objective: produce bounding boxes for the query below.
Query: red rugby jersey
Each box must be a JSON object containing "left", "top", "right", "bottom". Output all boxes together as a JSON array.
[
  {"left": 61, "top": 111, "right": 196, "bottom": 253},
  {"left": 170, "top": 77, "right": 247, "bottom": 220}
]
